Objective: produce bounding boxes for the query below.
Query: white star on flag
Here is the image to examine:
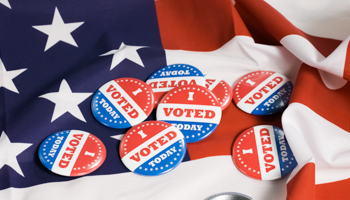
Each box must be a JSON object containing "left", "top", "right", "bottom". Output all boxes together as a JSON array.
[
  {"left": 32, "top": 7, "right": 84, "bottom": 51},
  {"left": 111, "top": 134, "right": 124, "bottom": 140},
  {"left": 100, "top": 42, "right": 147, "bottom": 70},
  {"left": 0, "top": 58, "right": 27, "bottom": 93},
  {"left": 39, "top": 79, "right": 92, "bottom": 122},
  {"left": 0, "top": 0, "right": 11, "bottom": 8},
  {"left": 0, "top": 131, "right": 32, "bottom": 177}
]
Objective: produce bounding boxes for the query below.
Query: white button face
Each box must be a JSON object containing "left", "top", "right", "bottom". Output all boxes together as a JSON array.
[{"left": 157, "top": 85, "right": 222, "bottom": 143}]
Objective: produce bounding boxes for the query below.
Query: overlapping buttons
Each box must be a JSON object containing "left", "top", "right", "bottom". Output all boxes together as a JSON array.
[
  {"left": 157, "top": 85, "right": 222, "bottom": 143},
  {"left": 146, "top": 64, "right": 205, "bottom": 105},
  {"left": 205, "top": 75, "right": 233, "bottom": 110}
]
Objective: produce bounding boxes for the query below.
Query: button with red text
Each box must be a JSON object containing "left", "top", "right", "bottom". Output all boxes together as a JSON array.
[
  {"left": 205, "top": 75, "right": 233, "bottom": 110},
  {"left": 232, "top": 125, "right": 297, "bottom": 180},
  {"left": 156, "top": 85, "right": 222, "bottom": 143},
  {"left": 232, "top": 71, "right": 293, "bottom": 115},
  {"left": 120, "top": 121, "right": 186, "bottom": 176},
  {"left": 146, "top": 64, "right": 205, "bottom": 105},
  {"left": 38, "top": 130, "right": 106, "bottom": 177},
  {"left": 91, "top": 78, "right": 154, "bottom": 128}
]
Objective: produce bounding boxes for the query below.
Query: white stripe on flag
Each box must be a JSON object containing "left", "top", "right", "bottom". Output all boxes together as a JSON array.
[
  {"left": 165, "top": 36, "right": 301, "bottom": 87},
  {"left": 283, "top": 103, "right": 350, "bottom": 184}
]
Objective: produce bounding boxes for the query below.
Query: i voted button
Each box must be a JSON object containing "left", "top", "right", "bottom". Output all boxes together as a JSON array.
[
  {"left": 91, "top": 78, "right": 154, "bottom": 129},
  {"left": 156, "top": 85, "right": 222, "bottom": 143},
  {"left": 119, "top": 121, "right": 186, "bottom": 176},
  {"left": 205, "top": 75, "right": 233, "bottom": 110},
  {"left": 146, "top": 64, "right": 205, "bottom": 105},
  {"left": 232, "top": 71, "right": 293, "bottom": 115},
  {"left": 231, "top": 125, "right": 297, "bottom": 180},
  {"left": 38, "top": 130, "right": 106, "bottom": 177}
]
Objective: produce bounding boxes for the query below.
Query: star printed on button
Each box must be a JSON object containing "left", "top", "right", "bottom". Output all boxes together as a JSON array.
[
  {"left": 0, "top": 0, "right": 11, "bottom": 8},
  {"left": 100, "top": 42, "right": 147, "bottom": 70},
  {"left": 39, "top": 79, "right": 92, "bottom": 122},
  {"left": 32, "top": 7, "right": 84, "bottom": 51},
  {"left": 0, "top": 131, "right": 32, "bottom": 177},
  {"left": 0, "top": 58, "right": 27, "bottom": 93}
]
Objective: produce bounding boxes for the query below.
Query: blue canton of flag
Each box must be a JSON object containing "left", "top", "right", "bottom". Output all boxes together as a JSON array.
[{"left": 0, "top": 0, "right": 190, "bottom": 190}]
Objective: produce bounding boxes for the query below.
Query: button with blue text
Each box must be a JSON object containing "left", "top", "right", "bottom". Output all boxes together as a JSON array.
[
  {"left": 156, "top": 85, "right": 222, "bottom": 143},
  {"left": 232, "top": 71, "right": 293, "bottom": 115},
  {"left": 205, "top": 75, "right": 233, "bottom": 110},
  {"left": 146, "top": 64, "right": 205, "bottom": 105},
  {"left": 232, "top": 125, "right": 297, "bottom": 180},
  {"left": 120, "top": 121, "right": 186, "bottom": 176},
  {"left": 38, "top": 130, "right": 106, "bottom": 177},
  {"left": 91, "top": 78, "right": 154, "bottom": 128}
]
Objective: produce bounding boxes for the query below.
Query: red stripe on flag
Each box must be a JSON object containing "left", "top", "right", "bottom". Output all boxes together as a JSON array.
[
  {"left": 155, "top": 0, "right": 235, "bottom": 51},
  {"left": 316, "top": 178, "right": 350, "bottom": 199},
  {"left": 231, "top": 3, "right": 251, "bottom": 37},
  {"left": 343, "top": 41, "right": 350, "bottom": 80},
  {"left": 235, "top": 0, "right": 302, "bottom": 43},
  {"left": 290, "top": 64, "right": 350, "bottom": 132},
  {"left": 287, "top": 163, "right": 350, "bottom": 200},
  {"left": 286, "top": 163, "right": 316, "bottom": 200},
  {"left": 304, "top": 34, "right": 341, "bottom": 57},
  {"left": 235, "top": 0, "right": 343, "bottom": 56}
]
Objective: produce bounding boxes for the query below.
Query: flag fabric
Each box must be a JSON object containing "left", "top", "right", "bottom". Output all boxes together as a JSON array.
[{"left": 0, "top": 0, "right": 349, "bottom": 199}]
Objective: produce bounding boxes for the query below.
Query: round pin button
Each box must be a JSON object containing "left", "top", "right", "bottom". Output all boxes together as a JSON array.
[
  {"left": 205, "top": 192, "right": 252, "bottom": 200},
  {"left": 156, "top": 85, "right": 222, "bottom": 143},
  {"left": 146, "top": 64, "right": 205, "bottom": 105},
  {"left": 232, "top": 71, "right": 293, "bottom": 115},
  {"left": 119, "top": 121, "right": 186, "bottom": 176},
  {"left": 232, "top": 125, "right": 297, "bottom": 180},
  {"left": 205, "top": 75, "right": 233, "bottom": 110},
  {"left": 38, "top": 130, "right": 106, "bottom": 177},
  {"left": 91, "top": 77, "right": 155, "bottom": 128}
]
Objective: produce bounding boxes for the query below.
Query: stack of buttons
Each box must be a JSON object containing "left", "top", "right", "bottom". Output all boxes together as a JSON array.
[
  {"left": 38, "top": 64, "right": 297, "bottom": 183},
  {"left": 204, "top": 75, "right": 233, "bottom": 110},
  {"left": 156, "top": 85, "right": 222, "bottom": 143},
  {"left": 146, "top": 64, "right": 206, "bottom": 105}
]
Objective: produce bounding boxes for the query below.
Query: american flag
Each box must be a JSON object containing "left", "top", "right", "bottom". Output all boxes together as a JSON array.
[{"left": 0, "top": 0, "right": 349, "bottom": 199}]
